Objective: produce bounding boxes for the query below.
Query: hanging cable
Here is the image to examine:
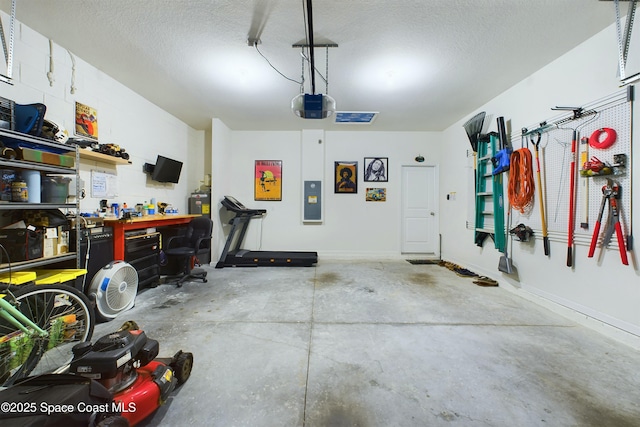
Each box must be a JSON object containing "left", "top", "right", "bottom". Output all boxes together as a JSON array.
[
  {"left": 299, "top": 51, "right": 326, "bottom": 84},
  {"left": 299, "top": 47, "right": 305, "bottom": 93},
  {"left": 508, "top": 148, "right": 535, "bottom": 214},
  {"left": 254, "top": 43, "right": 302, "bottom": 85},
  {"left": 67, "top": 49, "right": 77, "bottom": 94},
  {"left": 47, "top": 39, "right": 55, "bottom": 86}
]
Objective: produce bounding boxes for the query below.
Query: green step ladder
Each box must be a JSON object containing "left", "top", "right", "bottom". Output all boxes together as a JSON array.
[{"left": 474, "top": 132, "right": 506, "bottom": 252}]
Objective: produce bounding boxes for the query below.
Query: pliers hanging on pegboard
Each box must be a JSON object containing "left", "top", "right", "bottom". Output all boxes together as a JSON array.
[{"left": 588, "top": 179, "right": 629, "bottom": 265}]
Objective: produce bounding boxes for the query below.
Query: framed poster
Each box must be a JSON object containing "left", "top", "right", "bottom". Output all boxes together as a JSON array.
[
  {"left": 366, "top": 188, "right": 386, "bottom": 201},
  {"left": 254, "top": 160, "right": 282, "bottom": 201},
  {"left": 364, "top": 157, "right": 388, "bottom": 182},
  {"left": 75, "top": 102, "right": 98, "bottom": 140},
  {"left": 334, "top": 161, "right": 357, "bottom": 193}
]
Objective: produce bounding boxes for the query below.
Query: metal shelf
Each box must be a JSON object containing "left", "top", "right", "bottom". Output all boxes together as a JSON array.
[
  {"left": 0, "top": 157, "right": 76, "bottom": 174},
  {"left": 0, "top": 202, "right": 76, "bottom": 210},
  {"left": 0, "top": 253, "right": 77, "bottom": 274},
  {"left": 0, "top": 128, "right": 73, "bottom": 153}
]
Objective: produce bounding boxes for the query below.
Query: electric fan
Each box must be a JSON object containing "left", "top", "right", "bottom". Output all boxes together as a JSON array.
[{"left": 88, "top": 260, "right": 138, "bottom": 321}]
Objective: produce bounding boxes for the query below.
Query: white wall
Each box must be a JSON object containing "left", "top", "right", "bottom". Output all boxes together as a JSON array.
[
  {"left": 210, "top": 129, "right": 441, "bottom": 260},
  {"left": 1, "top": 13, "right": 205, "bottom": 214},
  {"left": 438, "top": 23, "right": 640, "bottom": 341}
]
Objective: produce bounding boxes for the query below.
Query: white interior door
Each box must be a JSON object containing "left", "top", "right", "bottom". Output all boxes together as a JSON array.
[{"left": 401, "top": 165, "right": 439, "bottom": 254}]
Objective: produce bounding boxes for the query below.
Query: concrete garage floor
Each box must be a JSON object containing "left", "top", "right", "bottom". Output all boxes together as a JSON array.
[{"left": 94, "top": 260, "right": 640, "bottom": 426}]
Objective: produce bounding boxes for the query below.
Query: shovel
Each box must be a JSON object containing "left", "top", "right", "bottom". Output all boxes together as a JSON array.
[
  {"left": 497, "top": 117, "right": 513, "bottom": 274},
  {"left": 499, "top": 204, "right": 514, "bottom": 274}
]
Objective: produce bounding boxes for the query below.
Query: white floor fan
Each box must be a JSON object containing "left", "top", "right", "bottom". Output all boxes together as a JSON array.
[{"left": 88, "top": 260, "right": 138, "bottom": 322}]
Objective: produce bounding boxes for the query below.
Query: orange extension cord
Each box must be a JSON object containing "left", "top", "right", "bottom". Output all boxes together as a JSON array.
[{"left": 508, "top": 148, "right": 535, "bottom": 213}]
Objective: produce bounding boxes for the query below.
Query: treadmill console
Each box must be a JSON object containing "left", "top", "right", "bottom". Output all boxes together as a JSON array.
[{"left": 222, "top": 196, "right": 266, "bottom": 216}]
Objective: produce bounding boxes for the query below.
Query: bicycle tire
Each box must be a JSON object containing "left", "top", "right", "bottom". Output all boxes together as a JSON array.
[{"left": 0, "top": 284, "right": 94, "bottom": 387}]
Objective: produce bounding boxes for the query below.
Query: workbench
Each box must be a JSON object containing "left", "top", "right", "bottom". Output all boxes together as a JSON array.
[{"left": 103, "top": 214, "right": 200, "bottom": 260}]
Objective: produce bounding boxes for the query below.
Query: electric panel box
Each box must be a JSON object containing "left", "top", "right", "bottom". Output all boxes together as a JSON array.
[{"left": 303, "top": 181, "right": 322, "bottom": 222}]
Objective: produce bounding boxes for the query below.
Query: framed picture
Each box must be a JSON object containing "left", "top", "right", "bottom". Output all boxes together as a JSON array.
[
  {"left": 364, "top": 157, "right": 388, "bottom": 182},
  {"left": 366, "top": 188, "right": 386, "bottom": 202},
  {"left": 75, "top": 101, "right": 99, "bottom": 140},
  {"left": 254, "top": 160, "right": 282, "bottom": 201},
  {"left": 334, "top": 161, "right": 358, "bottom": 193}
]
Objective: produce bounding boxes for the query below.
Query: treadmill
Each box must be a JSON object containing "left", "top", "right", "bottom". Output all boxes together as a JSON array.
[{"left": 216, "top": 196, "right": 318, "bottom": 268}]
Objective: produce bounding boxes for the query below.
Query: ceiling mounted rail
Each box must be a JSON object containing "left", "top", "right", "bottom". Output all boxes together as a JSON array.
[
  {"left": 613, "top": 0, "right": 638, "bottom": 84},
  {"left": 0, "top": 0, "right": 16, "bottom": 84}
]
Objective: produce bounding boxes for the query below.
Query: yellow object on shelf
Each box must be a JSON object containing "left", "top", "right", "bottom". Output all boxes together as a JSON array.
[
  {"left": 34, "top": 269, "right": 87, "bottom": 285},
  {"left": 0, "top": 271, "right": 37, "bottom": 285}
]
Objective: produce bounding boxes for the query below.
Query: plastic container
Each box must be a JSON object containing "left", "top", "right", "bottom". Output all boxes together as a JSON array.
[
  {"left": 0, "top": 271, "right": 37, "bottom": 285},
  {"left": 42, "top": 176, "right": 71, "bottom": 203},
  {"left": 34, "top": 269, "right": 87, "bottom": 285},
  {"left": 11, "top": 180, "right": 28, "bottom": 202},
  {"left": 23, "top": 170, "right": 41, "bottom": 203}
]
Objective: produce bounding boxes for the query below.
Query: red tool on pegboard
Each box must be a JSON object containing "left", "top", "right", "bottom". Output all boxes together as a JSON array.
[{"left": 588, "top": 179, "right": 628, "bottom": 265}]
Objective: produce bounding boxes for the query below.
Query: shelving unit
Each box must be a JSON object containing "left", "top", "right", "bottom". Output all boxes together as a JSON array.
[{"left": 0, "top": 128, "right": 80, "bottom": 274}]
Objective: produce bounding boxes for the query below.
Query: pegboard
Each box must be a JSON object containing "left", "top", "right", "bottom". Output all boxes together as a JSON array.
[{"left": 509, "top": 88, "right": 632, "bottom": 252}]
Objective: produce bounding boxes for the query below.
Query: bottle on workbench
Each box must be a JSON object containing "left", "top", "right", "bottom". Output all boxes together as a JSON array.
[{"left": 148, "top": 198, "right": 156, "bottom": 215}]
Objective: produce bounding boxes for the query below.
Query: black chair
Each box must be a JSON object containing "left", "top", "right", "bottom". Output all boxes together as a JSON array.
[{"left": 164, "top": 216, "right": 213, "bottom": 287}]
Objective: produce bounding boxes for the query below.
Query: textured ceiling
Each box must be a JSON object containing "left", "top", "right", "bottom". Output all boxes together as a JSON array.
[{"left": 0, "top": 0, "right": 619, "bottom": 131}]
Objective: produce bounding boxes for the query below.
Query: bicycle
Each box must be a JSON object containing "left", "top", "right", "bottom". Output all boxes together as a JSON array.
[{"left": 0, "top": 282, "right": 94, "bottom": 388}]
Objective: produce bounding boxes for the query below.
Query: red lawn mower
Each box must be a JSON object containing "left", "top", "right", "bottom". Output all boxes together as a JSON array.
[
  {"left": 69, "top": 322, "right": 193, "bottom": 426},
  {"left": 0, "top": 322, "right": 192, "bottom": 426}
]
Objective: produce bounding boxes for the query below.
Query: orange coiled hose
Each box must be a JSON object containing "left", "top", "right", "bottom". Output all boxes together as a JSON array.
[{"left": 508, "top": 148, "right": 535, "bottom": 213}]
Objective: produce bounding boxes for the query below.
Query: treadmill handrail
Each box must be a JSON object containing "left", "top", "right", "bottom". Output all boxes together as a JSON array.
[{"left": 221, "top": 196, "right": 266, "bottom": 216}]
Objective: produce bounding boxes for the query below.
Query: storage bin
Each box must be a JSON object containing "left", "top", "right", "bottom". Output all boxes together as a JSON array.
[
  {"left": 0, "top": 271, "right": 37, "bottom": 285},
  {"left": 42, "top": 176, "right": 71, "bottom": 203},
  {"left": 34, "top": 269, "right": 87, "bottom": 285},
  {"left": 0, "top": 228, "right": 43, "bottom": 262}
]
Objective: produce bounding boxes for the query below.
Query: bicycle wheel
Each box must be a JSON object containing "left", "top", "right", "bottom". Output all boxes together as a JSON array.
[{"left": 0, "top": 284, "right": 94, "bottom": 387}]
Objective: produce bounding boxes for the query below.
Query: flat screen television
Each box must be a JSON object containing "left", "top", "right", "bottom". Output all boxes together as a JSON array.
[{"left": 151, "top": 155, "right": 183, "bottom": 183}]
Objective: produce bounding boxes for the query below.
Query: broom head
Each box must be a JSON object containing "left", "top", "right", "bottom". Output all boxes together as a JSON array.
[{"left": 463, "top": 111, "right": 486, "bottom": 152}]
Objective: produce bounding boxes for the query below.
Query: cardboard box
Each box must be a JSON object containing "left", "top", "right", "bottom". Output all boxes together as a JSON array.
[
  {"left": 57, "top": 225, "right": 69, "bottom": 254},
  {"left": 17, "top": 146, "right": 75, "bottom": 168},
  {"left": 44, "top": 237, "right": 57, "bottom": 257},
  {"left": 44, "top": 227, "right": 58, "bottom": 257}
]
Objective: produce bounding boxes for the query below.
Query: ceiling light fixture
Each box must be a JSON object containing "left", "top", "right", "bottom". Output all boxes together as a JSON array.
[{"left": 291, "top": 0, "right": 337, "bottom": 119}]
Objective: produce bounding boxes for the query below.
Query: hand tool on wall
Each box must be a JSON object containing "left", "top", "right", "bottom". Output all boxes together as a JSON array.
[
  {"left": 567, "top": 130, "right": 578, "bottom": 267},
  {"left": 587, "top": 179, "right": 628, "bottom": 265},
  {"left": 531, "top": 132, "right": 550, "bottom": 256},
  {"left": 579, "top": 136, "right": 589, "bottom": 230},
  {"left": 497, "top": 117, "right": 513, "bottom": 274}
]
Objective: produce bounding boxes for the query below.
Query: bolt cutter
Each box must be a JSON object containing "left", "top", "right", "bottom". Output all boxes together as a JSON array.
[{"left": 588, "top": 179, "right": 628, "bottom": 265}]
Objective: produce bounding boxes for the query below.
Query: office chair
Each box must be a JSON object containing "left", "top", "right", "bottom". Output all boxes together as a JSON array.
[{"left": 164, "top": 216, "right": 213, "bottom": 287}]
